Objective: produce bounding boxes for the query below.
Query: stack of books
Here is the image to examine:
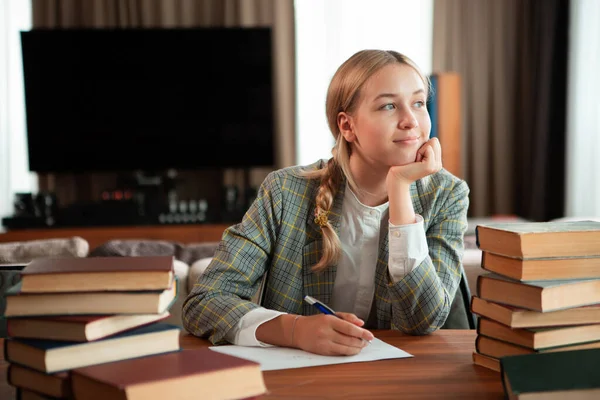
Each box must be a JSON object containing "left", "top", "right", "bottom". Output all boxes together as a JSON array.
[
  {"left": 2, "top": 255, "right": 181, "bottom": 399},
  {"left": 3, "top": 255, "right": 268, "bottom": 400},
  {"left": 470, "top": 220, "right": 600, "bottom": 373}
]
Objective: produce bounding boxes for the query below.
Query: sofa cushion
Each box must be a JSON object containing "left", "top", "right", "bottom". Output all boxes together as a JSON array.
[
  {"left": 188, "top": 257, "right": 213, "bottom": 293},
  {"left": 463, "top": 246, "right": 483, "bottom": 297},
  {"left": 89, "top": 239, "right": 183, "bottom": 259},
  {"left": 0, "top": 237, "right": 89, "bottom": 264},
  {"left": 177, "top": 242, "right": 219, "bottom": 265},
  {"left": 89, "top": 240, "right": 220, "bottom": 267}
]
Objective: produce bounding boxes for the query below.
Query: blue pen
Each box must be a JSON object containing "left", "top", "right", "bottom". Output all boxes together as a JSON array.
[
  {"left": 304, "top": 295, "right": 338, "bottom": 316},
  {"left": 303, "top": 295, "right": 372, "bottom": 344}
]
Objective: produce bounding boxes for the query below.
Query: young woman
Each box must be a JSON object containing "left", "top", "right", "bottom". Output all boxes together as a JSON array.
[{"left": 183, "top": 50, "right": 469, "bottom": 356}]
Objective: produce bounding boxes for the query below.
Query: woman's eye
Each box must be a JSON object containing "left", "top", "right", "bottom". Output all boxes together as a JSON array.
[
  {"left": 380, "top": 103, "right": 395, "bottom": 111},
  {"left": 414, "top": 101, "right": 425, "bottom": 108}
]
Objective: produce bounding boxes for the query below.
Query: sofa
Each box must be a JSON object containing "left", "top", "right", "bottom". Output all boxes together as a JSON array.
[
  {"left": 6, "top": 216, "right": 599, "bottom": 337},
  {"left": 1, "top": 235, "right": 476, "bottom": 335}
]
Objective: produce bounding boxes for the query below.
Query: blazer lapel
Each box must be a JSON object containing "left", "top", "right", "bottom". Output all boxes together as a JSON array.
[
  {"left": 374, "top": 208, "right": 391, "bottom": 328},
  {"left": 302, "top": 176, "right": 346, "bottom": 315}
]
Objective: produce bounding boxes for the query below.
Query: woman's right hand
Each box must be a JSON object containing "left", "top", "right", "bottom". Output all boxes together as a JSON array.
[{"left": 292, "top": 313, "right": 375, "bottom": 356}]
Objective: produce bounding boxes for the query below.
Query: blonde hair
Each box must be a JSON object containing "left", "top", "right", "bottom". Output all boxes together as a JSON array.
[{"left": 303, "top": 50, "right": 429, "bottom": 272}]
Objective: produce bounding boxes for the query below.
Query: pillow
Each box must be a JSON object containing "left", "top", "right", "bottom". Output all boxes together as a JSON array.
[
  {"left": 188, "top": 257, "right": 213, "bottom": 293},
  {"left": 0, "top": 237, "right": 89, "bottom": 264},
  {"left": 89, "top": 240, "right": 183, "bottom": 259},
  {"left": 177, "top": 242, "right": 219, "bottom": 265}
]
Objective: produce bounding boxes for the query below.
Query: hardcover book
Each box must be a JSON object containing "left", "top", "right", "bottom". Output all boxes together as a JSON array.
[
  {"left": 2, "top": 277, "right": 177, "bottom": 317},
  {"left": 19, "top": 255, "right": 174, "bottom": 293},
  {"left": 481, "top": 251, "right": 600, "bottom": 281},
  {"left": 472, "top": 352, "right": 500, "bottom": 373},
  {"left": 8, "top": 363, "right": 71, "bottom": 398},
  {"left": 16, "top": 389, "right": 56, "bottom": 400},
  {"left": 501, "top": 348, "right": 600, "bottom": 399},
  {"left": 470, "top": 296, "right": 600, "bottom": 328},
  {"left": 476, "top": 221, "right": 600, "bottom": 258},
  {"left": 71, "top": 348, "right": 267, "bottom": 400},
  {"left": 476, "top": 273, "right": 600, "bottom": 312},
  {"left": 476, "top": 334, "right": 600, "bottom": 360},
  {"left": 477, "top": 318, "right": 600, "bottom": 350},
  {"left": 6, "top": 312, "right": 170, "bottom": 341},
  {"left": 4, "top": 323, "right": 180, "bottom": 373}
]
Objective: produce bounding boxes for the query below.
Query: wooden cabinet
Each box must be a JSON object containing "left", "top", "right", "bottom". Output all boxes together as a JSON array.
[
  {"left": 0, "top": 224, "right": 231, "bottom": 250},
  {"left": 429, "top": 73, "right": 462, "bottom": 178}
]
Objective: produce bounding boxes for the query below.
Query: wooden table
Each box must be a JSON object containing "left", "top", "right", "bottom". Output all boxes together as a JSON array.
[{"left": 0, "top": 330, "right": 504, "bottom": 399}]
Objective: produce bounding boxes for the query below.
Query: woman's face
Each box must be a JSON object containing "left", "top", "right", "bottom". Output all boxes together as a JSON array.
[{"left": 340, "top": 63, "right": 431, "bottom": 168}]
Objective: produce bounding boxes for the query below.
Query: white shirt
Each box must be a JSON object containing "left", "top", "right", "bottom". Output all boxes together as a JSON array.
[{"left": 224, "top": 184, "right": 429, "bottom": 346}]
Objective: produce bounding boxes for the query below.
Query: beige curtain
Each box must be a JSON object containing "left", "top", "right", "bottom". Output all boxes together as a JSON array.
[
  {"left": 433, "top": 0, "right": 518, "bottom": 217},
  {"left": 433, "top": 0, "right": 569, "bottom": 221},
  {"left": 31, "top": 0, "right": 295, "bottom": 206}
]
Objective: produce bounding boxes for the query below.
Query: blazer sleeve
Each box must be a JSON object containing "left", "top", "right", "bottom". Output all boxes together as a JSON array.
[
  {"left": 387, "top": 178, "right": 470, "bottom": 335},
  {"left": 182, "top": 171, "right": 283, "bottom": 344}
]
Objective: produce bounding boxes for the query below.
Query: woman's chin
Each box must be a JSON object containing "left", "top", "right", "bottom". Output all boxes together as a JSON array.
[{"left": 390, "top": 155, "right": 418, "bottom": 166}]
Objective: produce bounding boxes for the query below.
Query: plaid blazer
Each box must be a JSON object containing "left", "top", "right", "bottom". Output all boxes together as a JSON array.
[{"left": 183, "top": 160, "right": 470, "bottom": 344}]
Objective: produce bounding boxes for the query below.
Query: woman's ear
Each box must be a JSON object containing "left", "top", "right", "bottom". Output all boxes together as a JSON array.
[{"left": 337, "top": 112, "right": 356, "bottom": 142}]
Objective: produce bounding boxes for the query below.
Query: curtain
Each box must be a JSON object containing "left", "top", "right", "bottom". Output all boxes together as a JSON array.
[
  {"left": 294, "top": 0, "right": 434, "bottom": 166},
  {"left": 31, "top": 0, "right": 295, "bottom": 205},
  {"left": 433, "top": 0, "right": 569, "bottom": 221},
  {"left": 565, "top": 0, "right": 600, "bottom": 218},
  {"left": 0, "top": 1, "right": 35, "bottom": 220}
]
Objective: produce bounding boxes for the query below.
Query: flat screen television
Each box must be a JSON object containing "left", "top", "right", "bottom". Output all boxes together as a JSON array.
[{"left": 20, "top": 28, "right": 274, "bottom": 173}]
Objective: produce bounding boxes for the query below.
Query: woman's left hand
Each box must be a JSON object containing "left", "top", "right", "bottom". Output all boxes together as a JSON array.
[{"left": 387, "top": 138, "right": 442, "bottom": 187}]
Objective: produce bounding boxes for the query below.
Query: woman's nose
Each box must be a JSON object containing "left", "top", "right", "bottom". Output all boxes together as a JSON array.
[{"left": 398, "top": 110, "right": 418, "bottom": 130}]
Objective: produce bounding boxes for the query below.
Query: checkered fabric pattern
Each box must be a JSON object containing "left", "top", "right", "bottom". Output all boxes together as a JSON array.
[{"left": 183, "top": 160, "right": 469, "bottom": 344}]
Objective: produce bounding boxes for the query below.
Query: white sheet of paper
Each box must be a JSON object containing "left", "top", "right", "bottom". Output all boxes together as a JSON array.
[{"left": 209, "top": 338, "right": 413, "bottom": 371}]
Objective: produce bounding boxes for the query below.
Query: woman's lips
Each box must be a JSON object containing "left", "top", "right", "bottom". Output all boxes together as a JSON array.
[{"left": 393, "top": 137, "right": 420, "bottom": 145}]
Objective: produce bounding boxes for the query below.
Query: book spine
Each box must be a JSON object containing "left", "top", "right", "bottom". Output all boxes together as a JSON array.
[
  {"left": 6, "top": 362, "right": 13, "bottom": 388},
  {"left": 3, "top": 337, "right": 9, "bottom": 364},
  {"left": 476, "top": 275, "right": 484, "bottom": 298},
  {"left": 479, "top": 252, "right": 500, "bottom": 278},
  {"left": 5, "top": 318, "right": 12, "bottom": 338},
  {"left": 499, "top": 360, "right": 509, "bottom": 396},
  {"left": 469, "top": 295, "right": 476, "bottom": 314}
]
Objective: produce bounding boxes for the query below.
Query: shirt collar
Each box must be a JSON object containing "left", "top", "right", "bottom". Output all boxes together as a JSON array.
[{"left": 344, "top": 182, "right": 389, "bottom": 215}]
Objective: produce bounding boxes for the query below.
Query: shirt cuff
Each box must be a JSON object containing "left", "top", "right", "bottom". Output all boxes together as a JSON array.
[
  {"left": 224, "top": 307, "right": 286, "bottom": 347},
  {"left": 388, "top": 214, "right": 429, "bottom": 282}
]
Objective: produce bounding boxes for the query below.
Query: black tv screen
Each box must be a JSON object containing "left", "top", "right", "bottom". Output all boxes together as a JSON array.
[{"left": 20, "top": 28, "right": 274, "bottom": 172}]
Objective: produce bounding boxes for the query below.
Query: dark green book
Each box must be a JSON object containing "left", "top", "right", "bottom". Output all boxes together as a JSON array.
[
  {"left": 501, "top": 348, "right": 600, "bottom": 399},
  {"left": 4, "top": 322, "right": 181, "bottom": 373}
]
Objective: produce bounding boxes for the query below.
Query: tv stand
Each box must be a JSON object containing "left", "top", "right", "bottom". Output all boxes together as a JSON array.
[{"left": 0, "top": 224, "right": 231, "bottom": 250}]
